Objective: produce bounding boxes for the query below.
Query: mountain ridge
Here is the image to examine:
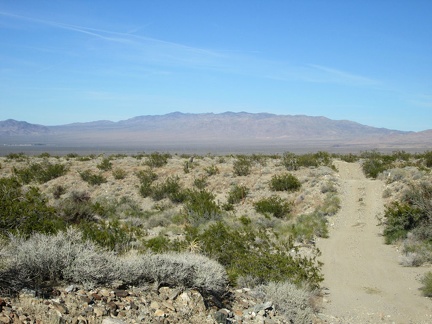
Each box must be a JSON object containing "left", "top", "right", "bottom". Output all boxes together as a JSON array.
[{"left": 0, "top": 112, "right": 430, "bottom": 152}]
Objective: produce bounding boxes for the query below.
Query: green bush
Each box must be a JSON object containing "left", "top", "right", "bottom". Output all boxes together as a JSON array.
[
  {"left": 150, "top": 176, "right": 187, "bottom": 203},
  {"left": 184, "top": 189, "right": 222, "bottom": 225},
  {"left": 58, "top": 191, "right": 95, "bottom": 224},
  {"left": 270, "top": 173, "right": 301, "bottom": 192},
  {"left": 233, "top": 156, "right": 252, "bottom": 176},
  {"left": 112, "top": 168, "right": 127, "bottom": 179},
  {"left": 420, "top": 271, "right": 432, "bottom": 297},
  {"left": 382, "top": 202, "right": 422, "bottom": 244},
  {"left": 283, "top": 151, "right": 333, "bottom": 170},
  {"left": 290, "top": 212, "right": 329, "bottom": 242},
  {"left": 97, "top": 157, "right": 112, "bottom": 171},
  {"left": 188, "top": 222, "right": 323, "bottom": 288},
  {"left": 79, "top": 219, "right": 140, "bottom": 253},
  {"left": 204, "top": 165, "right": 219, "bottom": 176},
  {"left": 0, "top": 177, "right": 66, "bottom": 237},
  {"left": 254, "top": 195, "right": 292, "bottom": 219},
  {"left": 145, "top": 152, "right": 171, "bottom": 168},
  {"left": 193, "top": 176, "right": 208, "bottom": 190},
  {"left": 227, "top": 184, "right": 249, "bottom": 205},
  {"left": 79, "top": 170, "right": 107, "bottom": 186},
  {"left": 13, "top": 161, "right": 68, "bottom": 184}
]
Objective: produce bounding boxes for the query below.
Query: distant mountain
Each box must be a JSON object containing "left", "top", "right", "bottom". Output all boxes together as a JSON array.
[
  {"left": 0, "top": 112, "right": 430, "bottom": 152},
  {"left": 0, "top": 119, "right": 51, "bottom": 136}
]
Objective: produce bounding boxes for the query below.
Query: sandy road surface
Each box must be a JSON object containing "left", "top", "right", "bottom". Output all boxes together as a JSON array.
[{"left": 318, "top": 161, "right": 432, "bottom": 323}]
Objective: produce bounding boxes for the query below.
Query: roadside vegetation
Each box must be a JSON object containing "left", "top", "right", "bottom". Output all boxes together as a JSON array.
[{"left": 1, "top": 150, "right": 431, "bottom": 314}]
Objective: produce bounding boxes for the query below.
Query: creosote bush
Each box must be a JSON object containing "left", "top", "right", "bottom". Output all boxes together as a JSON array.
[
  {"left": 13, "top": 161, "right": 68, "bottom": 184},
  {"left": 186, "top": 221, "right": 323, "bottom": 288},
  {"left": 270, "top": 173, "right": 301, "bottom": 192},
  {"left": 97, "top": 157, "right": 112, "bottom": 171},
  {"left": 0, "top": 177, "right": 65, "bottom": 237},
  {"left": 254, "top": 195, "right": 292, "bottom": 219},
  {"left": 144, "top": 152, "right": 171, "bottom": 168},
  {"left": 227, "top": 184, "right": 249, "bottom": 205},
  {"left": 233, "top": 156, "right": 252, "bottom": 176},
  {"left": 79, "top": 170, "right": 107, "bottom": 186}
]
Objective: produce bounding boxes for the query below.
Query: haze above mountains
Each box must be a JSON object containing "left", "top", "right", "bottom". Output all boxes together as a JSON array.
[{"left": 1, "top": 112, "right": 431, "bottom": 154}]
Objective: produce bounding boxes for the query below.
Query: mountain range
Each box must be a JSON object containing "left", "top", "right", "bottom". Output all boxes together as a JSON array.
[{"left": 1, "top": 112, "right": 431, "bottom": 153}]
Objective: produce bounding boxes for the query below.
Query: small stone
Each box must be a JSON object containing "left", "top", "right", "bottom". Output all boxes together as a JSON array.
[
  {"left": 92, "top": 293, "right": 102, "bottom": 301},
  {"left": 107, "top": 301, "right": 118, "bottom": 315},
  {"left": 154, "top": 309, "right": 165, "bottom": 317},
  {"left": 99, "top": 289, "right": 111, "bottom": 297},
  {"left": 65, "top": 285, "right": 75, "bottom": 293},
  {"left": 114, "top": 290, "right": 129, "bottom": 298},
  {"left": 52, "top": 302, "right": 69, "bottom": 314},
  {"left": 0, "top": 315, "right": 10, "bottom": 324},
  {"left": 150, "top": 301, "right": 160, "bottom": 310},
  {"left": 93, "top": 307, "right": 105, "bottom": 317},
  {"left": 214, "top": 309, "right": 228, "bottom": 323},
  {"left": 102, "top": 319, "right": 126, "bottom": 324}
]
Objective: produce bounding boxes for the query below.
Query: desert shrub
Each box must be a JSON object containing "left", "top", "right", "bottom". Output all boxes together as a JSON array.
[
  {"left": 112, "top": 167, "right": 127, "bottom": 179},
  {"left": 0, "top": 177, "right": 65, "bottom": 237},
  {"left": 78, "top": 219, "right": 140, "bottom": 253},
  {"left": 151, "top": 176, "right": 187, "bottom": 203},
  {"left": 254, "top": 195, "right": 292, "bottom": 219},
  {"left": 144, "top": 236, "right": 171, "bottom": 253},
  {"left": 382, "top": 202, "right": 422, "bottom": 244},
  {"left": 136, "top": 169, "right": 158, "bottom": 197},
  {"left": 13, "top": 161, "right": 68, "bottom": 184},
  {"left": 253, "top": 281, "right": 316, "bottom": 322},
  {"left": 184, "top": 189, "right": 222, "bottom": 225},
  {"left": 0, "top": 229, "right": 118, "bottom": 293},
  {"left": 422, "top": 151, "right": 432, "bottom": 168},
  {"left": 58, "top": 191, "right": 95, "bottom": 224},
  {"left": 420, "top": 271, "right": 432, "bottom": 297},
  {"left": 145, "top": 152, "right": 171, "bottom": 168},
  {"left": 97, "top": 157, "right": 112, "bottom": 171},
  {"left": 321, "top": 181, "right": 338, "bottom": 193},
  {"left": 188, "top": 222, "right": 323, "bottom": 288},
  {"left": 318, "top": 193, "right": 341, "bottom": 216},
  {"left": 193, "top": 175, "right": 208, "bottom": 190},
  {"left": 382, "top": 182, "right": 432, "bottom": 245},
  {"left": 79, "top": 170, "right": 107, "bottom": 186},
  {"left": 53, "top": 185, "right": 66, "bottom": 199},
  {"left": 204, "top": 165, "right": 219, "bottom": 176},
  {"left": 5, "top": 152, "right": 27, "bottom": 161},
  {"left": 283, "top": 151, "right": 332, "bottom": 170},
  {"left": 270, "top": 173, "right": 301, "bottom": 192},
  {"left": 121, "top": 252, "right": 228, "bottom": 295},
  {"left": 338, "top": 153, "right": 360, "bottom": 163},
  {"left": 290, "top": 212, "right": 329, "bottom": 242},
  {"left": 361, "top": 151, "right": 397, "bottom": 179},
  {"left": 65, "top": 153, "right": 79, "bottom": 159},
  {"left": 227, "top": 184, "right": 249, "bottom": 205},
  {"left": 233, "top": 156, "right": 252, "bottom": 176}
]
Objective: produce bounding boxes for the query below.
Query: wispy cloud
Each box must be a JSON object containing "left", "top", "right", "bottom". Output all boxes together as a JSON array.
[{"left": 307, "top": 64, "right": 380, "bottom": 86}]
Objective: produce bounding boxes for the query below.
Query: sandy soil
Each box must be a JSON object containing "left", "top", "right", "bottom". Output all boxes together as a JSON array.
[{"left": 318, "top": 161, "right": 432, "bottom": 323}]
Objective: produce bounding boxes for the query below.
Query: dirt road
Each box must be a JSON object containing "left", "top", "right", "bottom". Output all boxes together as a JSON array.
[{"left": 318, "top": 161, "right": 432, "bottom": 323}]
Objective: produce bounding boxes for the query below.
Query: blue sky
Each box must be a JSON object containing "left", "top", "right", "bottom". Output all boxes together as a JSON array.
[{"left": 0, "top": 1, "right": 431, "bottom": 131}]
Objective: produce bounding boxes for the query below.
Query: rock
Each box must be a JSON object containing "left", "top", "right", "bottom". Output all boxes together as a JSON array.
[
  {"left": 214, "top": 309, "right": 228, "bottom": 323},
  {"left": 154, "top": 309, "right": 166, "bottom": 317},
  {"left": 102, "top": 319, "right": 126, "bottom": 324},
  {"left": 150, "top": 301, "right": 160, "bottom": 310},
  {"left": 93, "top": 306, "right": 105, "bottom": 317},
  {"left": 0, "top": 315, "right": 10, "bottom": 324},
  {"left": 91, "top": 293, "right": 102, "bottom": 301},
  {"left": 107, "top": 301, "right": 118, "bottom": 315},
  {"left": 52, "top": 302, "right": 69, "bottom": 314},
  {"left": 114, "top": 290, "right": 129, "bottom": 298},
  {"left": 65, "top": 285, "right": 76, "bottom": 293}
]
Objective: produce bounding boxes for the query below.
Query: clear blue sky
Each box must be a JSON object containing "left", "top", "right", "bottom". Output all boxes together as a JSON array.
[{"left": 1, "top": 1, "right": 431, "bottom": 131}]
